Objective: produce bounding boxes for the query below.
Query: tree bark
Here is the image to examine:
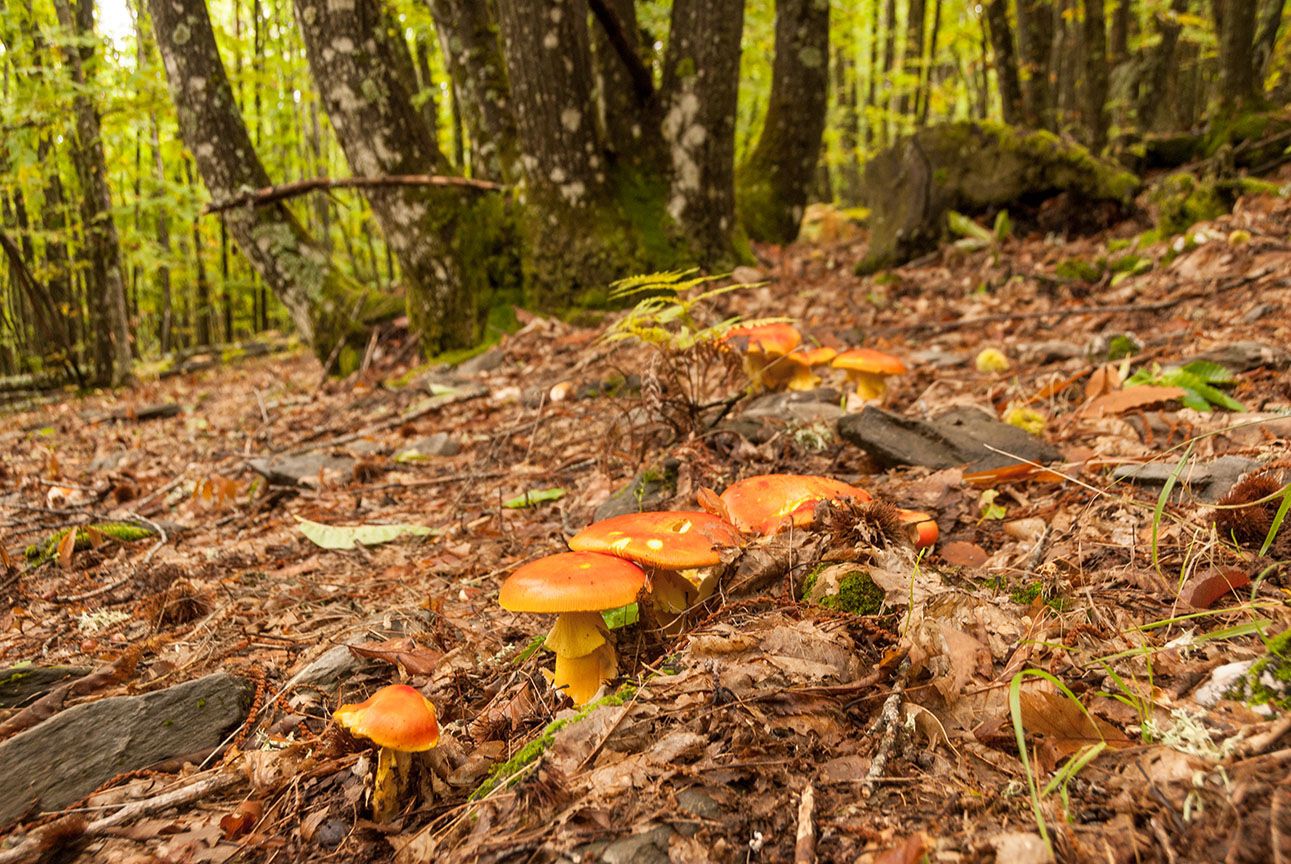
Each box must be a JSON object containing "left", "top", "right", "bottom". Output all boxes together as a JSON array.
[
  {"left": 429, "top": 0, "right": 520, "bottom": 181},
  {"left": 1136, "top": 0, "right": 1188, "bottom": 131},
  {"left": 736, "top": 0, "right": 829, "bottom": 243},
  {"left": 834, "top": 45, "right": 863, "bottom": 205},
  {"left": 1016, "top": 0, "right": 1055, "bottom": 128},
  {"left": 1109, "top": 0, "right": 1131, "bottom": 64},
  {"left": 1218, "top": 0, "right": 1260, "bottom": 107},
  {"left": 293, "top": 0, "right": 510, "bottom": 353},
  {"left": 589, "top": 0, "right": 650, "bottom": 161},
  {"left": 145, "top": 0, "right": 397, "bottom": 367},
  {"left": 897, "top": 0, "right": 926, "bottom": 119},
  {"left": 920, "top": 0, "right": 943, "bottom": 123},
  {"left": 984, "top": 0, "right": 1025, "bottom": 125},
  {"left": 1253, "top": 0, "right": 1286, "bottom": 83},
  {"left": 53, "top": 0, "right": 131, "bottom": 386},
  {"left": 661, "top": 0, "right": 748, "bottom": 264},
  {"left": 1082, "top": 0, "right": 1109, "bottom": 150}
]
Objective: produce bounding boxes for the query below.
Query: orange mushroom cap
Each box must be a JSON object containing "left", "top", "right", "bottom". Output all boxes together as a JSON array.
[
  {"left": 723, "top": 323, "right": 802, "bottom": 356},
  {"left": 831, "top": 348, "right": 906, "bottom": 375},
  {"left": 896, "top": 509, "right": 939, "bottom": 549},
  {"left": 334, "top": 684, "right": 440, "bottom": 752},
  {"left": 568, "top": 511, "right": 743, "bottom": 569},
  {"left": 720, "top": 474, "right": 873, "bottom": 535},
  {"left": 499, "top": 551, "right": 646, "bottom": 614}
]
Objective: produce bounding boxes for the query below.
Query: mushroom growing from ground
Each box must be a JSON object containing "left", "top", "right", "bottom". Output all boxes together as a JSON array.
[
  {"left": 333, "top": 683, "right": 439, "bottom": 823},
  {"left": 722, "top": 323, "right": 802, "bottom": 391},
  {"left": 831, "top": 348, "right": 907, "bottom": 402},
  {"left": 499, "top": 551, "right": 646, "bottom": 705},
  {"left": 785, "top": 346, "right": 839, "bottom": 391},
  {"left": 568, "top": 511, "right": 743, "bottom": 629},
  {"left": 720, "top": 474, "right": 873, "bottom": 536}
]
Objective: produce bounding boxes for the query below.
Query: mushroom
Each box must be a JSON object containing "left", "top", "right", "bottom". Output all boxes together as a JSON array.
[
  {"left": 720, "top": 474, "right": 873, "bottom": 536},
  {"left": 723, "top": 323, "right": 802, "bottom": 391},
  {"left": 785, "top": 346, "right": 838, "bottom": 391},
  {"left": 831, "top": 348, "right": 907, "bottom": 402},
  {"left": 896, "top": 508, "right": 939, "bottom": 549},
  {"left": 499, "top": 551, "right": 646, "bottom": 705},
  {"left": 568, "top": 511, "right": 743, "bottom": 629},
  {"left": 333, "top": 683, "right": 439, "bottom": 823}
]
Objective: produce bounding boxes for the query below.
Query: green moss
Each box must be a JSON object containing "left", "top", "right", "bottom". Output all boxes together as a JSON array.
[
  {"left": 1010, "top": 581, "right": 1043, "bottom": 604},
  {"left": 1055, "top": 258, "right": 1105, "bottom": 282},
  {"left": 25, "top": 521, "right": 155, "bottom": 565},
  {"left": 1150, "top": 173, "right": 1228, "bottom": 236},
  {"left": 805, "top": 566, "right": 885, "bottom": 614},
  {"left": 1235, "top": 629, "right": 1291, "bottom": 710}
]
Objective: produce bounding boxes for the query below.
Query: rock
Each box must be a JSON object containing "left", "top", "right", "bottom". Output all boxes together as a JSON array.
[
  {"left": 742, "top": 388, "right": 843, "bottom": 424},
  {"left": 589, "top": 824, "right": 679, "bottom": 864},
  {"left": 394, "top": 433, "right": 459, "bottom": 460},
  {"left": 455, "top": 347, "right": 505, "bottom": 375},
  {"left": 248, "top": 453, "right": 355, "bottom": 487},
  {"left": 0, "top": 673, "right": 251, "bottom": 825},
  {"left": 729, "top": 266, "right": 765, "bottom": 284},
  {"left": 1017, "top": 340, "right": 1084, "bottom": 365},
  {"left": 1110, "top": 455, "right": 1261, "bottom": 503},
  {"left": 345, "top": 440, "right": 388, "bottom": 456},
  {"left": 593, "top": 458, "right": 681, "bottom": 522},
  {"left": 1194, "top": 660, "right": 1257, "bottom": 708},
  {"left": 990, "top": 832, "right": 1051, "bottom": 864},
  {"left": 0, "top": 665, "right": 91, "bottom": 709},
  {"left": 1181, "top": 341, "right": 1290, "bottom": 372},
  {"left": 675, "top": 787, "right": 724, "bottom": 820},
  {"left": 838, "top": 405, "right": 1061, "bottom": 472},
  {"left": 287, "top": 645, "right": 383, "bottom": 691},
  {"left": 857, "top": 122, "right": 1138, "bottom": 272}
]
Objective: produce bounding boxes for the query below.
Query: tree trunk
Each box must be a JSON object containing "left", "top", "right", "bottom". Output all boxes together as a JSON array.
[
  {"left": 866, "top": 0, "right": 881, "bottom": 145},
  {"left": 920, "top": 0, "right": 943, "bottom": 123},
  {"left": 1136, "top": 0, "right": 1187, "bottom": 131},
  {"left": 1109, "top": 0, "right": 1131, "bottom": 64},
  {"left": 1016, "top": 0, "right": 1055, "bottom": 128},
  {"left": 293, "top": 0, "right": 512, "bottom": 354},
  {"left": 1253, "top": 0, "right": 1286, "bottom": 83},
  {"left": 429, "top": 0, "right": 520, "bottom": 180},
  {"left": 897, "top": 0, "right": 926, "bottom": 120},
  {"left": 1083, "top": 0, "right": 1109, "bottom": 150},
  {"left": 984, "top": 0, "right": 1025, "bottom": 125},
  {"left": 661, "top": 0, "right": 748, "bottom": 264},
  {"left": 880, "top": 0, "right": 898, "bottom": 143},
  {"left": 590, "top": 0, "right": 649, "bottom": 162},
  {"left": 1218, "top": 0, "right": 1260, "bottom": 108},
  {"left": 834, "top": 45, "right": 864, "bottom": 204},
  {"left": 53, "top": 0, "right": 131, "bottom": 386},
  {"left": 736, "top": 0, "right": 830, "bottom": 243},
  {"left": 145, "top": 0, "right": 398, "bottom": 368}
]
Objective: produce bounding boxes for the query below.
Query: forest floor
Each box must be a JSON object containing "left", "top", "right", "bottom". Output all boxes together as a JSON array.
[{"left": 2, "top": 181, "right": 1291, "bottom": 864}]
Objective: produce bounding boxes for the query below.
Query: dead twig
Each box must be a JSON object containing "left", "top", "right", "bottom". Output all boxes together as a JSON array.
[
  {"left": 864, "top": 657, "right": 911, "bottom": 794},
  {"left": 794, "top": 782, "right": 816, "bottom": 864},
  {"left": 203, "top": 174, "right": 503, "bottom": 213}
]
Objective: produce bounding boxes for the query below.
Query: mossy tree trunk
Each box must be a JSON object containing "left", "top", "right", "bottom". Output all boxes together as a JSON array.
[
  {"left": 661, "top": 0, "right": 748, "bottom": 266},
  {"left": 429, "top": 0, "right": 520, "bottom": 182},
  {"left": 1135, "top": 0, "right": 1188, "bottom": 131},
  {"left": 1253, "top": 0, "right": 1287, "bottom": 84},
  {"left": 53, "top": 0, "right": 132, "bottom": 387},
  {"left": 1218, "top": 0, "right": 1260, "bottom": 109},
  {"left": 984, "top": 0, "right": 1024, "bottom": 126},
  {"left": 834, "top": 45, "right": 863, "bottom": 205},
  {"left": 736, "top": 0, "right": 830, "bottom": 243},
  {"left": 293, "top": 0, "right": 511, "bottom": 355},
  {"left": 146, "top": 0, "right": 396, "bottom": 370}
]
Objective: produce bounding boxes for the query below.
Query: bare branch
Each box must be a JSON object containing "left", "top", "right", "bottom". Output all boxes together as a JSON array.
[{"left": 203, "top": 174, "right": 505, "bottom": 214}]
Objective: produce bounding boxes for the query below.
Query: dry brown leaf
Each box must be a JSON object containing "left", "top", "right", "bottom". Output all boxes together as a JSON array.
[
  {"left": 1182, "top": 568, "right": 1251, "bottom": 609},
  {"left": 1085, "top": 363, "right": 1121, "bottom": 400},
  {"left": 939, "top": 541, "right": 989, "bottom": 567},
  {"left": 873, "top": 833, "right": 930, "bottom": 864},
  {"left": 218, "top": 799, "right": 264, "bottom": 840},
  {"left": 347, "top": 638, "right": 443, "bottom": 675},
  {"left": 1018, "top": 689, "right": 1130, "bottom": 759},
  {"left": 57, "top": 527, "right": 76, "bottom": 570},
  {"left": 1079, "top": 384, "right": 1187, "bottom": 418}
]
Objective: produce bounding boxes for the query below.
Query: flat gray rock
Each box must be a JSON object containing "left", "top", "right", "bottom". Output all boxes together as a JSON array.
[
  {"left": 594, "top": 458, "right": 680, "bottom": 522},
  {"left": 839, "top": 405, "right": 1061, "bottom": 471},
  {"left": 455, "top": 347, "right": 505, "bottom": 375},
  {"left": 287, "top": 645, "right": 382, "bottom": 691},
  {"left": 0, "top": 665, "right": 91, "bottom": 709},
  {"left": 1181, "top": 341, "right": 1290, "bottom": 372},
  {"left": 395, "top": 432, "right": 459, "bottom": 460},
  {"left": 1110, "top": 455, "right": 1261, "bottom": 503},
  {"left": 248, "top": 453, "right": 355, "bottom": 486},
  {"left": 742, "top": 388, "right": 844, "bottom": 424},
  {"left": 0, "top": 673, "right": 251, "bottom": 825}
]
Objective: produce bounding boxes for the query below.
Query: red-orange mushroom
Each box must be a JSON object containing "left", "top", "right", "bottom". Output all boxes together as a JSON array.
[
  {"left": 785, "top": 346, "right": 839, "bottom": 391},
  {"left": 720, "top": 474, "right": 873, "bottom": 536},
  {"left": 499, "top": 551, "right": 646, "bottom": 705},
  {"left": 723, "top": 323, "right": 802, "bottom": 391},
  {"left": 831, "top": 348, "right": 907, "bottom": 402},
  {"left": 334, "top": 684, "right": 439, "bottom": 822}
]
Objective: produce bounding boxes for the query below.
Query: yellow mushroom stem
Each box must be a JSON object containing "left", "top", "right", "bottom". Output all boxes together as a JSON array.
[
  {"left": 649, "top": 569, "right": 699, "bottom": 637},
  {"left": 545, "top": 611, "right": 616, "bottom": 705},
  {"left": 372, "top": 746, "right": 412, "bottom": 823},
  {"left": 845, "top": 369, "right": 889, "bottom": 402},
  {"left": 786, "top": 359, "right": 819, "bottom": 391}
]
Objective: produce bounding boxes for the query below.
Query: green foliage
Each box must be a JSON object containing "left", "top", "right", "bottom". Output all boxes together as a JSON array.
[
  {"left": 25, "top": 521, "right": 155, "bottom": 565},
  {"left": 1126, "top": 361, "right": 1245, "bottom": 412},
  {"left": 948, "top": 209, "right": 1012, "bottom": 257},
  {"left": 1055, "top": 258, "right": 1105, "bottom": 283},
  {"left": 602, "top": 269, "right": 748, "bottom": 351}
]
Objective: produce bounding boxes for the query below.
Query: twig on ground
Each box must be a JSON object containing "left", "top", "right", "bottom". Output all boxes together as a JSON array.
[
  {"left": 794, "top": 782, "right": 816, "bottom": 864},
  {"left": 864, "top": 657, "right": 911, "bottom": 795}
]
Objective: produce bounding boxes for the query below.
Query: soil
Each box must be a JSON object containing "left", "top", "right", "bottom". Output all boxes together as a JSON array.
[{"left": 2, "top": 184, "right": 1291, "bottom": 864}]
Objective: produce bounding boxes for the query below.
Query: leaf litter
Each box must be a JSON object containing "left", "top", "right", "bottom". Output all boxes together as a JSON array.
[{"left": 0, "top": 189, "right": 1290, "bottom": 862}]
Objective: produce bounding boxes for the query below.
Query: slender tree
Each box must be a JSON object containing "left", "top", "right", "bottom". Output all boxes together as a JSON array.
[
  {"left": 1218, "top": 0, "right": 1260, "bottom": 108},
  {"left": 984, "top": 0, "right": 1024, "bottom": 125},
  {"left": 1083, "top": 0, "right": 1109, "bottom": 150},
  {"left": 145, "top": 0, "right": 398, "bottom": 366},
  {"left": 736, "top": 0, "right": 830, "bottom": 242},
  {"left": 1015, "top": 0, "right": 1055, "bottom": 127},
  {"left": 1253, "top": 0, "right": 1287, "bottom": 83}
]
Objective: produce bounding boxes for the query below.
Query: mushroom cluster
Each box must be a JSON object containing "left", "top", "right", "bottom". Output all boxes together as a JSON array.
[
  {"left": 498, "top": 473, "right": 938, "bottom": 706},
  {"left": 722, "top": 322, "right": 906, "bottom": 403}
]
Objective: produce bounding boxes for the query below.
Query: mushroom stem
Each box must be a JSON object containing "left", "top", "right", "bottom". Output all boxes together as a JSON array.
[
  {"left": 847, "top": 370, "right": 887, "bottom": 402},
  {"left": 546, "top": 611, "right": 616, "bottom": 705},
  {"left": 372, "top": 746, "right": 411, "bottom": 823}
]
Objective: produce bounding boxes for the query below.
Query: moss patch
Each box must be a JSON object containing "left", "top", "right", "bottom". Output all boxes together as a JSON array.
[
  {"left": 1235, "top": 629, "right": 1291, "bottom": 711},
  {"left": 803, "top": 564, "right": 885, "bottom": 615},
  {"left": 26, "top": 521, "right": 155, "bottom": 566}
]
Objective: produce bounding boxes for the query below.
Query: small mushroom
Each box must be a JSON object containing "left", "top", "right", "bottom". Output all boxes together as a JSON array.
[
  {"left": 720, "top": 474, "right": 873, "bottom": 535},
  {"left": 785, "top": 346, "right": 838, "bottom": 391},
  {"left": 499, "top": 551, "right": 646, "bottom": 705},
  {"left": 896, "top": 508, "right": 939, "bottom": 549},
  {"left": 723, "top": 323, "right": 802, "bottom": 391},
  {"left": 333, "top": 684, "right": 439, "bottom": 823},
  {"left": 831, "top": 348, "right": 907, "bottom": 402},
  {"left": 568, "top": 511, "right": 744, "bottom": 630}
]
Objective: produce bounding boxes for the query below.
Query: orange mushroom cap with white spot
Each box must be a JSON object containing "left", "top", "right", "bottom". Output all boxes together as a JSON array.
[
  {"left": 831, "top": 348, "right": 906, "bottom": 376},
  {"left": 720, "top": 474, "right": 873, "bottom": 535},
  {"left": 333, "top": 684, "right": 440, "bottom": 752},
  {"left": 499, "top": 551, "right": 646, "bottom": 614},
  {"left": 568, "top": 511, "right": 743, "bottom": 569},
  {"left": 723, "top": 323, "right": 802, "bottom": 356}
]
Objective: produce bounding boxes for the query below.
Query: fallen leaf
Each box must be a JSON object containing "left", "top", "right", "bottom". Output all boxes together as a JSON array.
[
  {"left": 1183, "top": 568, "right": 1251, "bottom": 609},
  {"left": 57, "top": 528, "right": 76, "bottom": 570},
  {"left": 219, "top": 799, "right": 264, "bottom": 840},
  {"left": 502, "top": 488, "right": 566, "bottom": 508},
  {"left": 940, "top": 541, "right": 988, "bottom": 567},
  {"left": 294, "top": 516, "right": 439, "bottom": 549},
  {"left": 1079, "top": 384, "right": 1187, "bottom": 418},
  {"left": 347, "top": 639, "right": 443, "bottom": 675},
  {"left": 1018, "top": 689, "right": 1130, "bottom": 759},
  {"left": 874, "top": 833, "right": 929, "bottom": 864}
]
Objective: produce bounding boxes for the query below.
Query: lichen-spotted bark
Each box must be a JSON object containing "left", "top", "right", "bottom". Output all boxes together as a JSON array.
[
  {"left": 736, "top": 0, "right": 830, "bottom": 243},
  {"left": 145, "top": 0, "right": 396, "bottom": 366},
  {"left": 429, "top": 0, "right": 519, "bottom": 182},
  {"left": 293, "top": 0, "right": 511, "bottom": 353},
  {"left": 661, "top": 0, "right": 749, "bottom": 267}
]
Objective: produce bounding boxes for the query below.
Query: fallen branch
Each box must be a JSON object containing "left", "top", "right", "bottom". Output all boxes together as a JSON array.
[
  {"left": 794, "top": 783, "right": 816, "bottom": 864},
  {"left": 203, "top": 174, "right": 505, "bottom": 214},
  {"left": 864, "top": 657, "right": 911, "bottom": 794}
]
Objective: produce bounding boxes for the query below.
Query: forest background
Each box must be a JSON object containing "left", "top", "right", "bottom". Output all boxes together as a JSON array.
[{"left": 0, "top": 0, "right": 1287, "bottom": 390}]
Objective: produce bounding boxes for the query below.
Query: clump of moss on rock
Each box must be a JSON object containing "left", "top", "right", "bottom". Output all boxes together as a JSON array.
[
  {"left": 802, "top": 564, "right": 885, "bottom": 615},
  {"left": 1231, "top": 629, "right": 1291, "bottom": 713},
  {"left": 1149, "top": 172, "right": 1285, "bottom": 237}
]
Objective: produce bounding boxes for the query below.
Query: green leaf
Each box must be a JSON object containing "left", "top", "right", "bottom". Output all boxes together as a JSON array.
[
  {"left": 601, "top": 603, "right": 639, "bottom": 629},
  {"left": 947, "top": 210, "right": 991, "bottom": 242},
  {"left": 502, "top": 488, "right": 567, "bottom": 508},
  {"left": 294, "top": 516, "right": 439, "bottom": 549}
]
